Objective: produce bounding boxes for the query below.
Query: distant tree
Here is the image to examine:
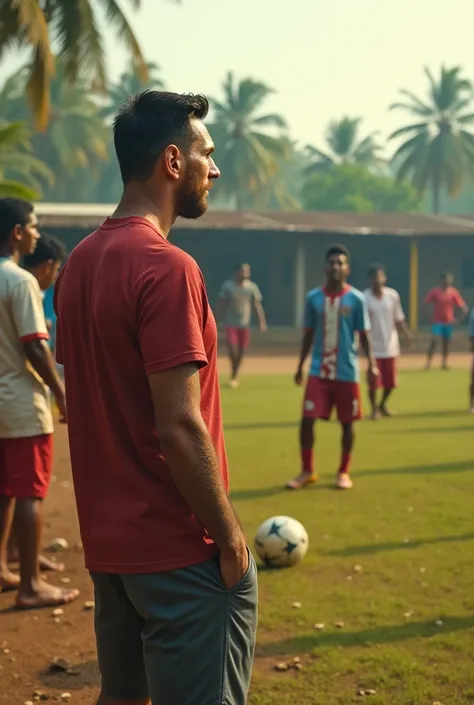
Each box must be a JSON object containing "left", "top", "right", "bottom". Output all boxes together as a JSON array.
[
  {"left": 301, "top": 163, "right": 421, "bottom": 213},
  {"left": 0, "top": 121, "right": 52, "bottom": 199},
  {"left": 0, "top": 63, "right": 108, "bottom": 202},
  {"left": 251, "top": 140, "right": 305, "bottom": 211},
  {"left": 389, "top": 66, "right": 474, "bottom": 213},
  {"left": 0, "top": 0, "right": 153, "bottom": 130},
  {"left": 104, "top": 62, "right": 165, "bottom": 119},
  {"left": 209, "top": 71, "right": 290, "bottom": 210},
  {"left": 305, "top": 117, "right": 383, "bottom": 175}
]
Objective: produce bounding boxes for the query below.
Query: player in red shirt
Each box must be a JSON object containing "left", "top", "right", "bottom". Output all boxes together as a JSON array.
[
  {"left": 424, "top": 272, "right": 467, "bottom": 370},
  {"left": 54, "top": 91, "right": 257, "bottom": 705}
]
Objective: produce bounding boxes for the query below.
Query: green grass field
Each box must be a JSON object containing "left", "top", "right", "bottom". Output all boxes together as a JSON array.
[{"left": 222, "top": 370, "right": 474, "bottom": 705}]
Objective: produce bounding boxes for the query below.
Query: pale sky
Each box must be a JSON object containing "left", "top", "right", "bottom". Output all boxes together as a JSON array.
[{"left": 1, "top": 0, "right": 473, "bottom": 156}]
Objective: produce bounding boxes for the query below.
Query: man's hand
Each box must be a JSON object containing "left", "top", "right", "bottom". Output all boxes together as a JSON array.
[
  {"left": 219, "top": 541, "right": 249, "bottom": 589},
  {"left": 260, "top": 321, "right": 268, "bottom": 333},
  {"left": 55, "top": 391, "right": 67, "bottom": 423},
  {"left": 367, "top": 364, "right": 379, "bottom": 388},
  {"left": 294, "top": 368, "right": 303, "bottom": 386}
]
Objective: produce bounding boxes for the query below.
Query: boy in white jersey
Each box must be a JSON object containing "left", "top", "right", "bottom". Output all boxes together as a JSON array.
[
  {"left": 0, "top": 198, "right": 78, "bottom": 609},
  {"left": 364, "top": 264, "right": 412, "bottom": 418}
]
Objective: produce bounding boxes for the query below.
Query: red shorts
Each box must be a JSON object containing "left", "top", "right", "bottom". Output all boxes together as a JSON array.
[
  {"left": 303, "top": 376, "right": 361, "bottom": 423},
  {"left": 225, "top": 327, "right": 250, "bottom": 349},
  {"left": 371, "top": 358, "right": 397, "bottom": 390},
  {"left": 0, "top": 434, "right": 53, "bottom": 499}
]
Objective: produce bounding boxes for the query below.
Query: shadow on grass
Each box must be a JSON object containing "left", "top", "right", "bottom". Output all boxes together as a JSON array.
[
  {"left": 392, "top": 409, "right": 464, "bottom": 419},
  {"left": 225, "top": 421, "right": 297, "bottom": 431},
  {"left": 258, "top": 614, "right": 474, "bottom": 655},
  {"left": 324, "top": 532, "right": 474, "bottom": 558},
  {"left": 230, "top": 486, "right": 286, "bottom": 501},
  {"left": 392, "top": 424, "right": 474, "bottom": 434},
  {"left": 225, "top": 410, "right": 465, "bottom": 432},
  {"left": 358, "top": 459, "right": 473, "bottom": 477},
  {"left": 230, "top": 481, "right": 337, "bottom": 501}
]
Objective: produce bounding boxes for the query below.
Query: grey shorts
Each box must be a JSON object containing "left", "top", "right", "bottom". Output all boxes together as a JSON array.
[{"left": 90, "top": 551, "right": 258, "bottom": 704}]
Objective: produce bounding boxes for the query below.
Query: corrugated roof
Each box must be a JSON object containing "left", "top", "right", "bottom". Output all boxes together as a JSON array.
[{"left": 34, "top": 203, "right": 474, "bottom": 236}]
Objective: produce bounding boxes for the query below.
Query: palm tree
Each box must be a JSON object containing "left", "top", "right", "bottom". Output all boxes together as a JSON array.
[
  {"left": 1, "top": 63, "right": 109, "bottom": 201},
  {"left": 305, "top": 117, "right": 383, "bottom": 174},
  {"left": 389, "top": 66, "right": 474, "bottom": 213},
  {"left": 0, "top": 0, "right": 150, "bottom": 130},
  {"left": 209, "top": 72, "right": 290, "bottom": 210},
  {"left": 104, "top": 62, "right": 165, "bottom": 118},
  {"left": 0, "top": 121, "right": 53, "bottom": 199}
]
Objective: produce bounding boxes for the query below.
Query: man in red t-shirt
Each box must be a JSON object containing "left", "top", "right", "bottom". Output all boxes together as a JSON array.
[
  {"left": 54, "top": 92, "right": 257, "bottom": 705},
  {"left": 424, "top": 272, "right": 468, "bottom": 370}
]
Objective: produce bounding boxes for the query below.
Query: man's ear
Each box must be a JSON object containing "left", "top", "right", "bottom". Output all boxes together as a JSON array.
[
  {"left": 163, "top": 144, "right": 182, "bottom": 182},
  {"left": 12, "top": 224, "right": 22, "bottom": 242}
]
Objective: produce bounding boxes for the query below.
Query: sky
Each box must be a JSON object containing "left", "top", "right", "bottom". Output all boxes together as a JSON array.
[{"left": 1, "top": 0, "right": 473, "bottom": 156}]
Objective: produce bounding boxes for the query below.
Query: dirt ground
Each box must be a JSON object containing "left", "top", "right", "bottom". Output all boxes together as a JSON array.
[
  {"left": 218, "top": 351, "right": 473, "bottom": 375},
  {"left": 0, "top": 352, "right": 471, "bottom": 705}
]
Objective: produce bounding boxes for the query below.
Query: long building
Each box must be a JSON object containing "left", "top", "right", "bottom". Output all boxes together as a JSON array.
[{"left": 35, "top": 204, "right": 474, "bottom": 329}]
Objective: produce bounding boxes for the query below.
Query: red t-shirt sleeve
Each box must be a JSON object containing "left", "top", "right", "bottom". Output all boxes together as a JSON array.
[{"left": 136, "top": 252, "right": 209, "bottom": 375}]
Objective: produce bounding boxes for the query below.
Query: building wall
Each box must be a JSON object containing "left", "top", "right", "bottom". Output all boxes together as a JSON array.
[
  {"left": 48, "top": 225, "right": 297, "bottom": 326},
  {"left": 175, "top": 230, "right": 296, "bottom": 326},
  {"left": 46, "top": 224, "right": 474, "bottom": 328}
]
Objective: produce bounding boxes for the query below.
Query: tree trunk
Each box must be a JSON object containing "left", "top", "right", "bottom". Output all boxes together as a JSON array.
[
  {"left": 236, "top": 190, "right": 244, "bottom": 211},
  {"left": 432, "top": 182, "right": 440, "bottom": 214}
]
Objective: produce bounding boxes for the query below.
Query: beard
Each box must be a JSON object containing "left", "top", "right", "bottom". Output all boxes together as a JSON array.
[{"left": 176, "top": 171, "right": 208, "bottom": 220}]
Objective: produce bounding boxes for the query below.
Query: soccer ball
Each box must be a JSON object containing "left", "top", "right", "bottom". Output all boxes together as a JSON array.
[{"left": 254, "top": 516, "right": 309, "bottom": 568}]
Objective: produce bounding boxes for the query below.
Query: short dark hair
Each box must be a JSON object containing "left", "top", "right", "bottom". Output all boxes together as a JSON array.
[
  {"left": 0, "top": 198, "right": 34, "bottom": 245},
  {"left": 23, "top": 234, "right": 67, "bottom": 268},
  {"left": 441, "top": 271, "right": 452, "bottom": 278},
  {"left": 367, "top": 263, "right": 385, "bottom": 278},
  {"left": 113, "top": 90, "right": 210, "bottom": 184},
  {"left": 325, "top": 244, "right": 350, "bottom": 262}
]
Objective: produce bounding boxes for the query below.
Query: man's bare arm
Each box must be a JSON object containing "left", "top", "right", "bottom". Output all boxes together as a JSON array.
[
  {"left": 295, "top": 328, "right": 314, "bottom": 385},
  {"left": 254, "top": 301, "right": 267, "bottom": 332},
  {"left": 215, "top": 298, "right": 227, "bottom": 325},
  {"left": 456, "top": 303, "right": 469, "bottom": 324},
  {"left": 359, "top": 331, "right": 377, "bottom": 366},
  {"left": 359, "top": 331, "right": 379, "bottom": 386},
  {"left": 396, "top": 320, "right": 412, "bottom": 344},
  {"left": 148, "top": 363, "right": 246, "bottom": 560},
  {"left": 23, "top": 339, "right": 66, "bottom": 419}
]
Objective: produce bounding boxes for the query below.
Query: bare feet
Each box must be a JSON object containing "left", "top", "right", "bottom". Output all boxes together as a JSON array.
[
  {"left": 16, "top": 580, "right": 79, "bottom": 610},
  {"left": 39, "top": 554, "right": 65, "bottom": 572},
  {"left": 8, "top": 550, "right": 65, "bottom": 573},
  {"left": 0, "top": 569, "right": 21, "bottom": 592}
]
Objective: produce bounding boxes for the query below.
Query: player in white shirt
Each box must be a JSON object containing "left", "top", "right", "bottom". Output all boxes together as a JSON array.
[{"left": 364, "top": 265, "right": 412, "bottom": 418}]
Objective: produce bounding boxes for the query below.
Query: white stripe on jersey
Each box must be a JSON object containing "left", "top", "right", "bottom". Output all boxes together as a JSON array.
[{"left": 321, "top": 296, "right": 340, "bottom": 380}]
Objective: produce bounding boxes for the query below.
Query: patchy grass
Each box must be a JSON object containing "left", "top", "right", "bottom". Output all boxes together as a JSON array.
[{"left": 222, "top": 370, "right": 474, "bottom": 705}]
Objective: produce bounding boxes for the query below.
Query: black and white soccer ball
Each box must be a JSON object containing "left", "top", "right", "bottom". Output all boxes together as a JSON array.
[{"left": 254, "top": 515, "right": 309, "bottom": 568}]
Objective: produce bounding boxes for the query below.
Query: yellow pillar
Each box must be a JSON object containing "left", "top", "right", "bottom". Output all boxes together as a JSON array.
[{"left": 409, "top": 238, "right": 419, "bottom": 331}]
